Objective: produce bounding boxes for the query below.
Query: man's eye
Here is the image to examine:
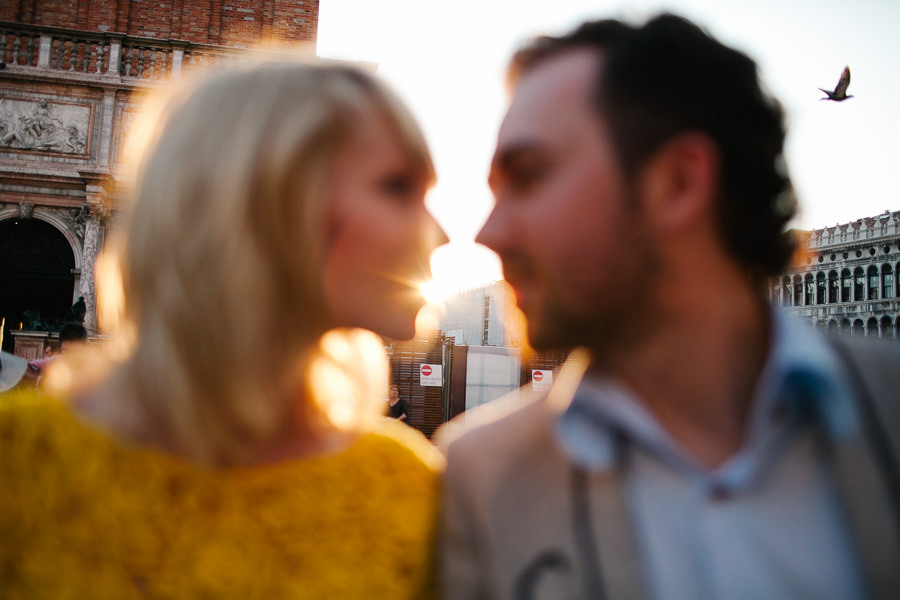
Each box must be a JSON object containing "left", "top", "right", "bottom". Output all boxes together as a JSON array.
[{"left": 508, "top": 163, "right": 547, "bottom": 191}]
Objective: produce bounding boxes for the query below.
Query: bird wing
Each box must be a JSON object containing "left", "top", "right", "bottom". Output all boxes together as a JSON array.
[{"left": 834, "top": 66, "right": 851, "bottom": 98}]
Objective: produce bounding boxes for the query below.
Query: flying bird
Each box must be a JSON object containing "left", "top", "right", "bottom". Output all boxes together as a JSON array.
[{"left": 819, "top": 66, "right": 853, "bottom": 101}]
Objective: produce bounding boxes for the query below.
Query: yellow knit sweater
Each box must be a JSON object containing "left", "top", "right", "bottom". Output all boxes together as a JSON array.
[{"left": 0, "top": 390, "right": 443, "bottom": 599}]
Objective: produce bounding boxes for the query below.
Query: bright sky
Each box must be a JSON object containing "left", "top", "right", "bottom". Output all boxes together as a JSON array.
[{"left": 317, "top": 0, "right": 900, "bottom": 293}]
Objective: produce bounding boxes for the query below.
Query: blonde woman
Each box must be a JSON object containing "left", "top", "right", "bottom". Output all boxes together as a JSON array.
[{"left": 0, "top": 61, "right": 447, "bottom": 598}]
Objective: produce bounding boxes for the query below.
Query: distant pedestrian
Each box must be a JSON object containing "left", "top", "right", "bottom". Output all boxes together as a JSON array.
[
  {"left": 387, "top": 384, "right": 410, "bottom": 423},
  {"left": 28, "top": 321, "right": 88, "bottom": 386}
]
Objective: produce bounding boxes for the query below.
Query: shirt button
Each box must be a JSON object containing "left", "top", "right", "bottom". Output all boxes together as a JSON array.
[
  {"left": 708, "top": 483, "right": 732, "bottom": 502},
  {"left": 771, "top": 404, "right": 788, "bottom": 424}
]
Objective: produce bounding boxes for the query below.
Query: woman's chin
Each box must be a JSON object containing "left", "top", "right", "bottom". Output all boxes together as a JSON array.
[{"left": 365, "top": 306, "right": 422, "bottom": 342}]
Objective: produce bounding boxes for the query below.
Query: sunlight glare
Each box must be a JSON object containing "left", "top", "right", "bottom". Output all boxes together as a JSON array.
[{"left": 420, "top": 278, "right": 455, "bottom": 303}]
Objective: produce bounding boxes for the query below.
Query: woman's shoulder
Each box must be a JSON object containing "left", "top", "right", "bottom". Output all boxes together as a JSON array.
[
  {"left": 0, "top": 388, "right": 78, "bottom": 450},
  {"left": 361, "top": 419, "right": 445, "bottom": 473},
  {"left": 0, "top": 388, "right": 188, "bottom": 487}
]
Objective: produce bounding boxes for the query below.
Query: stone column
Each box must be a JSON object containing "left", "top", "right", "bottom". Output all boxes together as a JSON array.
[
  {"left": 172, "top": 45, "right": 185, "bottom": 78},
  {"left": 98, "top": 90, "right": 116, "bottom": 167},
  {"left": 79, "top": 186, "right": 110, "bottom": 335},
  {"left": 38, "top": 34, "right": 52, "bottom": 68},
  {"left": 107, "top": 36, "right": 123, "bottom": 76}
]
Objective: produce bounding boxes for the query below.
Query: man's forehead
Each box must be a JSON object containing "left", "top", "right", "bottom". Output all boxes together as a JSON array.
[{"left": 497, "top": 49, "right": 602, "bottom": 151}]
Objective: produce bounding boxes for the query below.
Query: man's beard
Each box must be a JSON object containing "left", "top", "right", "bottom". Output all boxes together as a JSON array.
[{"left": 526, "top": 227, "right": 661, "bottom": 359}]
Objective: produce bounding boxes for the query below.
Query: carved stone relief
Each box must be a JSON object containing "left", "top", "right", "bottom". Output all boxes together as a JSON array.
[
  {"left": 0, "top": 97, "right": 90, "bottom": 155},
  {"left": 57, "top": 203, "right": 91, "bottom": 242}
]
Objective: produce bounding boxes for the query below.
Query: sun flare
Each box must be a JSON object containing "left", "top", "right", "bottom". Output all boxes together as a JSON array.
[
  {"left": 419, "top": 278, "right": 456, "bottom": 304},
  {"left": 421, "top": 241, "right": 504, "bottom": 303}
]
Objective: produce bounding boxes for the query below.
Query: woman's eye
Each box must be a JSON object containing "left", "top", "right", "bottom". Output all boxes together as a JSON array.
[{"left": 380, "top": 173, "right": 419, "bottom": 199}]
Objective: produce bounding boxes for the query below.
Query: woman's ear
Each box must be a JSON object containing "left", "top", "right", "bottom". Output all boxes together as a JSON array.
[{"left": 637, "top": 132, "right": 720, "bottom": 234}]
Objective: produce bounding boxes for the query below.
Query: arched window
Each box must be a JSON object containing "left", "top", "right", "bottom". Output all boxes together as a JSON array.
[
  {"left": 866, "top": 318, "right": 878, "bottom": 337},
  {"left": 804, "top": 274, "right": 815, "bottom": 305},
  {"left": 816, "top": 272, "right": 826, "bottom": 305},
  {"left": 841, "top": 269, "right": 852, "bottom": 303},
  {"left": 883, "top": 264, "right": 894, "bottom": 299},
  {"left": 852, "top": 319, "right": 865, "bottom": 336},
  {"left": 829, "top": 271, "right": 839, "bottom": 304},
  {"left": 781, "top": 276, "right": 791, "bottom": 307},
  {"left": 880, "top": 316, "right": 893, "bottom": 338},
  {"left": 826, "top": 319, "right": 838, "bottom": 334},
  {"left": 868, "top": 265, "right": 879, "bottom": 300},
  {"left": 854, "top": 267, "right": 865, "bottom": 301},
  {"left": 840, "top": 319, "right": 852, "bottom": 335},
  {"left": 793, "top": 275, "right": 803, "bottom": 306},
  {"left": 0, "top": 218, "right": 77, "bottom": 352}
]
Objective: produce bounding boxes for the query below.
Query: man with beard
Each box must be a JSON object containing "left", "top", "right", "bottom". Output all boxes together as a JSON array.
[{"left": 440, "top": 14, "right": 900, "bottom": 600}]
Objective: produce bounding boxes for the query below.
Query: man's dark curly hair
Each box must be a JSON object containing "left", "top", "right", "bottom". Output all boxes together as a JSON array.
[{"left": 509, "top": 14, "right": 797, "bottom": 277}]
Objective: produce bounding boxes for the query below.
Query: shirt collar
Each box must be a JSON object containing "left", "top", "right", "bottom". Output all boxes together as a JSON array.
[
  {"left": 556, "top": 309, "right": 860, "bottom": 471},
  {"left": 754, "top": 309, "right": 859, "bottom": 441}
]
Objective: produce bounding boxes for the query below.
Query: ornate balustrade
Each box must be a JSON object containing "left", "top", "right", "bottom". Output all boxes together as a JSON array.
[
  {"left": 804, "top": 211, "right": 900, "bottom": 248},
  {"left": 0, "top": 22, "right": 260, "bottom": 84}
]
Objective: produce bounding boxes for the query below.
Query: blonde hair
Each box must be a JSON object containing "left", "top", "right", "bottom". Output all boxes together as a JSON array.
[{"left": 101, "top": 60, "right": 434, "bottom": 466}]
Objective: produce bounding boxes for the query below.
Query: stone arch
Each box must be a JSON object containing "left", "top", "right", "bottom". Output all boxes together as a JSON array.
[
  {"left": 852, "top": 319, "right": 865, "bottom": 336},
  {"left": 866, "top": 317, "right": 878, "bottom": 337},
  {"left": 816, "top": 272, "right": 826, "bottom": 305},
  {"left": 867, "top": 265, "right": 879, "bottom": 300},
  {"left": 840, "top": 318, "right": 851, "bottom": 335},
  {"left": 841, "top": 268, "right": 852, "bottom": 302},
  {"left": 0, "top": 205, "right": 83, "bottom": 276},
  {"left": 826, "top": 319, "right": 839, "bottom": 334},
  {"left": 853, "top": 266, "right": 865, "bottom": 301},
  {"left": 792, "top": 274, "right": 803, "bottom": 306},
  {"left": 0, "top": 212, "right": 79, "bottom": 352},
  {"left": 880, "top": 315, "right": 893, "bottom": 338}
]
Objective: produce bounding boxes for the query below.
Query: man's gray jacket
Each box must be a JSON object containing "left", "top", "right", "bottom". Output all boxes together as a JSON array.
[{"left": 439, "top": 338, "right": 900, "bottom": 600}]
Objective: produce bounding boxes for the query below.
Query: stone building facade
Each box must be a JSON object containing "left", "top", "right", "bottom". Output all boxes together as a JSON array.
[
  {"left": 771, "top": 211, "right": 900, "bottom": 338},
  {"left": 0, "top": 1, "right": 319, "bottom": 356}
]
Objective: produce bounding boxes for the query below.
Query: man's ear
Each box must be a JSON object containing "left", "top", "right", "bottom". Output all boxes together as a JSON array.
[{"left": 637, "top": 132, "right": 720, "bottom": 233}]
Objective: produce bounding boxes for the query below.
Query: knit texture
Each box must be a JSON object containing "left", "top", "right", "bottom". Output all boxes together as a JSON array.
[{"left": 0, "top": 390, "right": 442, "bottom": 599}]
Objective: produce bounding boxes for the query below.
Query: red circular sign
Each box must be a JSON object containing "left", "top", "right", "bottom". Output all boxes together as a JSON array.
[
  {"left": 422, "top": 365, "right": 433, "bottom": 376},
  {"left": 533, "top": 371, "right": 544, "bottom": 381}
]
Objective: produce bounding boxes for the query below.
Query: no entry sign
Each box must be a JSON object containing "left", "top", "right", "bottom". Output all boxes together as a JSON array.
[
  {"left": 532, "top": 369, "right": 552, "bottom": 391},
  {"left": 420, "top": 363, "right": 443, "bottom": 386}
]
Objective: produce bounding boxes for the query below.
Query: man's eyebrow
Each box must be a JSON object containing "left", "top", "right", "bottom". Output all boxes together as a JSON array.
[
  {"left": 488, "top": 140, "right": 545, "bottom": 190},
  {"left": 492, "top": 141, "right": 545, "bottom": 171}
]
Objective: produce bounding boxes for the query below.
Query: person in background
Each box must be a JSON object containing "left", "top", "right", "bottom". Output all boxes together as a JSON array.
[
  {"left": 440, "top": 13, "right": 900, "bottom": 600},
  {"left": 28, "top": 322, "right": 89, "bottom": 385},
  {"left": 0, "top": 59, "right": 447, "bottom": 598},
  {"left": 387, "top": 384, "right": 410, "bottom": 423}
]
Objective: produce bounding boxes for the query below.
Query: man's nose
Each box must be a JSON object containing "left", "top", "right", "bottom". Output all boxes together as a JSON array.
[{"left": 475, "top": 205, "right": 505, "bottom": 253}]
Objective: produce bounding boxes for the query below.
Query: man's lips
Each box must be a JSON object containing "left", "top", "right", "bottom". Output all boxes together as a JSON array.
[{"left": 500, "top": 259, "right": 536, "bottom": 308}]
